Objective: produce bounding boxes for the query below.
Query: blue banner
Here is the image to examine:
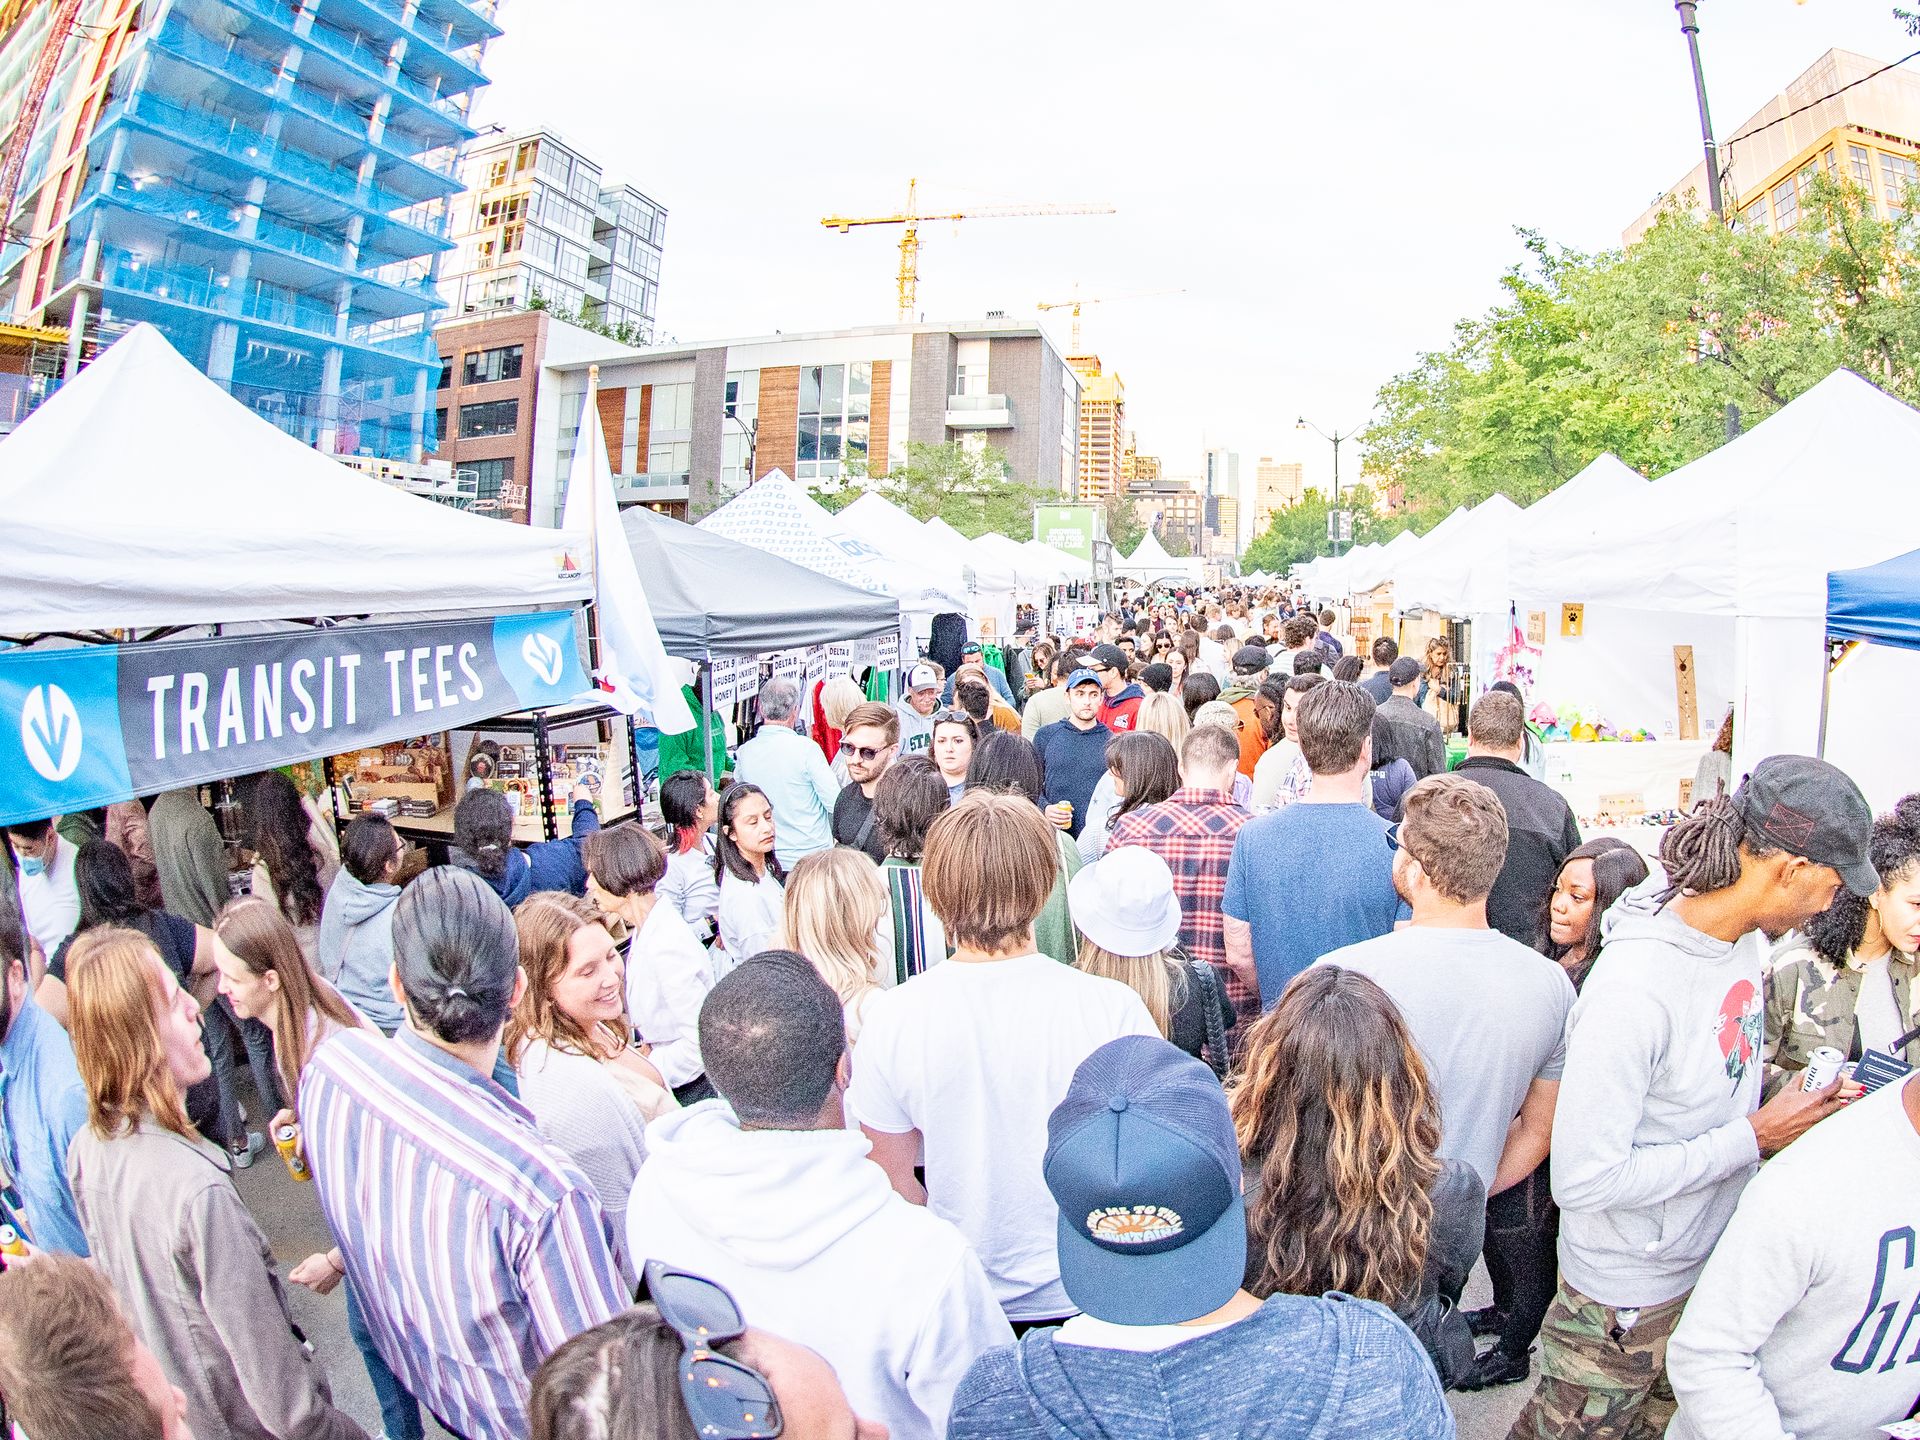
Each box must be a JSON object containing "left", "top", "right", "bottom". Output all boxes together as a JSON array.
[{"left": 0, "top": 612, "right": 587, "bottom": 826}]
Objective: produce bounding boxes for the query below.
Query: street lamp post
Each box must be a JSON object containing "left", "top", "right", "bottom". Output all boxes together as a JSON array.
[
  {"left": 1673, "top": 0, "right": 1741, "bottom": 441},
  {"left": 1296, "top": 416, "right": 1360, "bottom": 555}
]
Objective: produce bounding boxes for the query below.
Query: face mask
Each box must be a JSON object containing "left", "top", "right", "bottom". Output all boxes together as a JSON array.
[{"left": 17, "top": 856, "right": 44, "bottom": 879}]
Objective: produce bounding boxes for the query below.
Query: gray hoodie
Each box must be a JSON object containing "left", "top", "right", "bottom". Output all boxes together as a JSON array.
[
  {"left": 316, "top": 869, "right": 403, "bottom": 1033},
  {"left": 1550, "top": 877, "right": 1766, "bottom": 1307}
]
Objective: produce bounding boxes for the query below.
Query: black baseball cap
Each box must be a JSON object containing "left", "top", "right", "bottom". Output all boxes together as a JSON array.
[
  {"left": 1231, "top": 645, "right": 1269, "bottom": 675},
  {"left": 1388, "top": 656, "right": 1422, "bottom": 687},
  {"left": 1735, "top": 755, "right": 1876, "bottom": 896},
  {"left": 1087, "top": 644, "right": 1128, "bottom": 672}
]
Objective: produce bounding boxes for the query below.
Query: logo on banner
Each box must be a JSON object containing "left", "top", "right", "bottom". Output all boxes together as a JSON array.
[
  {"left": 554, "top": 551, "right": 584, "bottom": 581},
  {"left": 522, "top": 633, "right": 567, "bottom": 687},
  {"left": 21, "top": 684, "right": 83, "bottom": 782}
]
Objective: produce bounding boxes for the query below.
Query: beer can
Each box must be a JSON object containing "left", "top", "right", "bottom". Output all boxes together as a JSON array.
[
  {"left": 0, "top": 1224, "right": 28, "bottom": 1258},
  {"left": 1802, "top": 1046, "right": 1845, "bottom": 1093},
  {"left": 275, "top": 1123, "right": 310, "bottom": 1183}
]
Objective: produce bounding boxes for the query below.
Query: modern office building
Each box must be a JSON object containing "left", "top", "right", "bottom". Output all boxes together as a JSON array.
[
  {"left": 1203, "top": 446, "right": 1239, "bottom": 548},
  {"left": 1625, "top": 49, "right": 1920, "bottom": 243},
  {"left": 1253, "top": 456, "right": 1304, "bottom": 533},
  {"left": 1066, "top": 352, "right": 1124, "bottom": 501},
  {"left": 530, "top": 317, "right": 1081, "bottom": 526},
  {"left": 1205, "top": 493, "right": 1239, "bottom": 559},
  {"left": 1126, "top": 476, "right": 1201, "bottom": 557},
  {"left": 1120, "top": 437, "right": 1161, "bottom": 485},
  {"left": 437, "top": 126, "right": 665, "bottom": 342},
  {"left": 0, "top": 0, "right": 497, "bottom": 463}
]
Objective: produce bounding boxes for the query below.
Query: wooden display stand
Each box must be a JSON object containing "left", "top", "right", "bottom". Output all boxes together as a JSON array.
[{"left": 1673, "top": 645, "right": 1700, "bottom": 741}]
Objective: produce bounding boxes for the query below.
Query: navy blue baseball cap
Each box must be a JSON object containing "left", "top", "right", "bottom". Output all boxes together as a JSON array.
[{"left": 1045, "top": 1036, "right": 1245, "bottom": 1325}]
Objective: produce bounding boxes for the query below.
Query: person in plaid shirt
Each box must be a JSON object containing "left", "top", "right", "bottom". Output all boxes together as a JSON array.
[{"left": 1106, "top": 724, "right": 1258, "bottom": 1037}]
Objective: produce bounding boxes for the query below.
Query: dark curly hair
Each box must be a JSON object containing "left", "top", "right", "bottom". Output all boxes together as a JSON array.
[{"left": 1803, "top": 795, "right": 1920, "bottom": 966}]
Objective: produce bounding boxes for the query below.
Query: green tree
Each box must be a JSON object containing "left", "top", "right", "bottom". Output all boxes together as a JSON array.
[
  {"left": 1103, "top": 492, "right": 1146, "bottom": 556},
  {"left": 819, "top": 441, "right": 1047, "bottom": 537},
  {"left": 1159, "top": 525, "right": 1194, "bottom": 557}
]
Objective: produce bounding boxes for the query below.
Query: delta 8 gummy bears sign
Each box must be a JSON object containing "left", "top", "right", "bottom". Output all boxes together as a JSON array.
[{"left": 0, "top": 612, "right": 587, "bottom": 827}]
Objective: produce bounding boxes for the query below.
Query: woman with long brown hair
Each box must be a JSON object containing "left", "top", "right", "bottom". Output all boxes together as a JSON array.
[
  {"left": 64, "top": 927, "right": 362, "bottom": 1440},
  {"left": 1230, "top": 965, "right": 1485, "bottom": 1387},
  {"left": 213, "top": 895, "right": 421, "bottom": 1438},
  {"left": 1423, "top": 635, "right": 1461, "bottom": 735},
  {"left": 509, "top": 891, "right": 677, "bottom": 1280}
]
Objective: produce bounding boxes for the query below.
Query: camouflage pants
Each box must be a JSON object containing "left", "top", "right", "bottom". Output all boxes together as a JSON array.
[{"left": 1506, "top": 1281, "right": 1687, "bottom": 1440}]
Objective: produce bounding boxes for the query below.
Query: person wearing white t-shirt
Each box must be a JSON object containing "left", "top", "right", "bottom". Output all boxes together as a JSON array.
[
  {"left": 584, "top": 823, "right": 717, "bottom": 1103},
  {"left": 6, "top": 818, "right": 81, "bottom": 961},
  {"left": 1762, "top": 802, "right": 1920, "bottom": 1098},
  {"left": 712, "top": 783, "right": 786, "bottom": 972},
  {"left": 848, "top": 790, "right": 1157, "bottom": 1326}
]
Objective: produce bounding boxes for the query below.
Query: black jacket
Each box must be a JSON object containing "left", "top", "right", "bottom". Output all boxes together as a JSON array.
[{"left": 1452, "top": 755, "right": 1582, "bottom": 945}]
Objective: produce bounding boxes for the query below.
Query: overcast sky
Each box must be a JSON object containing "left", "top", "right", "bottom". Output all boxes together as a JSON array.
[{"left": 477, "top": 0, "right": 1911, "bottom": 498}]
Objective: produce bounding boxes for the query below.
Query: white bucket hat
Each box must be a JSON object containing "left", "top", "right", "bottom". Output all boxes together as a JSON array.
[{"left": 1068, "top": 846, "right": 1183, "bottom": 957}]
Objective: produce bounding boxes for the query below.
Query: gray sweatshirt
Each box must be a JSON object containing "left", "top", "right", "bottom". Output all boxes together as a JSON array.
[
  {"left": 1667, "top": 1077, "right": 1920, "bottom": 1440},
  {"left": 1550, "top": 878, "right": 1764, "bottom": 1307}
]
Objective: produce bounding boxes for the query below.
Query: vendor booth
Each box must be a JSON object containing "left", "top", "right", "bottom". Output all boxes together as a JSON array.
[
  {"left": 1823, "top": 546, "right": 1920, "bottom": 814},
  {"left": 924, "top": 516, "right": 1020, "bottom": 637},
  {"left": 836, "top": 493, "right": 971, "bottom": 616},
  {"left": 0, "top": 325, "right": 598, "bottom": 835},
  {"left": 1513, "top": 370, "right": 1920, "bottom": 778}
]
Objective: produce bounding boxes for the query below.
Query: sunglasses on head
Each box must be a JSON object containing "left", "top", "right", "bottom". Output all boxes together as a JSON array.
[
  {"left": 645, "top": 1261, "right": 783, "bottom": 1439},
  {"left": 838, "top": 739, "right": 893, "bottom": 763}
]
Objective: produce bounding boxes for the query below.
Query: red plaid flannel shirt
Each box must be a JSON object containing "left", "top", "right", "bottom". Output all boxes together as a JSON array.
[{"left": 1107, "top": 787, "right": 1256, "bottom": 1015}]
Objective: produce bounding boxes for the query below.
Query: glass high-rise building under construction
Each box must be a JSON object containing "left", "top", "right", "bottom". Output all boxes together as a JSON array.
[{"left": 0, "top": 0, "right": 497, "bottom": 460}]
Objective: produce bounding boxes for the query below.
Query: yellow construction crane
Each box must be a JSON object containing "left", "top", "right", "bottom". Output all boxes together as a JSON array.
[
  {"left": 822, "top": 179, "right": 1115, "bottom": 322},
  {"left": 1036, "top": 289, "right": 1186, "bottom": 352}
]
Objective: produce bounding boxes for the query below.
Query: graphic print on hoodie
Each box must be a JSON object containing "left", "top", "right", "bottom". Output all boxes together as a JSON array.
[
  {"left": 625, "top": 1101, "right": 1011, "bottom": 1440},
  {"left": 1548, "top": 876, "right": 1766, "bottom": 1309}
]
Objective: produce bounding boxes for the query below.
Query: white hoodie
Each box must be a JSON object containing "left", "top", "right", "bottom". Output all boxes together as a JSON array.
[
  {"left": 626, "top": 1101, "right": 1012, "bottom": 1440},
  {"left": 1551, "top": 877, "right": 1765, "bottom": 1307},
  {"left": 1667, "top": 1077, "right": 1920, "bottom": 1440}
]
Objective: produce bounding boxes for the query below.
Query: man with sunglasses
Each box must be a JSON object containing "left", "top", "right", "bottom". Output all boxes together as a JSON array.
[{"left": 830, "top": 703, "right": 901, "bottom": 863}]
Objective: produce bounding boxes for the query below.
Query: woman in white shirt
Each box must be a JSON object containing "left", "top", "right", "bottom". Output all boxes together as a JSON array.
[
  {"left": 508, "top": 890, "right": 677, "bottom": 1282},
  {"left": 781, "top": 847, "right": 889, "bottom": 1042},
  {"left": 585, "top": 822, "right": 717, "bottom": 1106},
  {"left": 656, "top": 769, "right": 720, "bottom": 940},
  {"left": 713, "top": 782, "right": 786, "bottom": 971}
]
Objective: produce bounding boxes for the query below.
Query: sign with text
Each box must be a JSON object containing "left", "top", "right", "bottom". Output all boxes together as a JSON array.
[
  {"left": 1034, "top": 505, "right": 1098, "bottom": 566},
  {"left": 875, "top": 632, "right": 899, "bottom": 670},
  {"left": 0, "top": 613, "right": 587, "bottom": 827}
]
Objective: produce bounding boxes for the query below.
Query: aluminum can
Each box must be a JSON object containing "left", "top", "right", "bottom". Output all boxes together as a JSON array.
[
  {"left": 275, "top": 1123, "right": 310, "bottom": 1182},
  {"left": 1802, "top": 1046, "right": 1846, "bottom": 1093}
]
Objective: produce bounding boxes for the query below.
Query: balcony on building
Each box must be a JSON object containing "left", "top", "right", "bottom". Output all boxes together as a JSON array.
[
  {"left": 945, "top": 392, "right": 1013, "bottom": 428},
  {"left": 611, "top": 469, "right": 691, "bottom": 507}
]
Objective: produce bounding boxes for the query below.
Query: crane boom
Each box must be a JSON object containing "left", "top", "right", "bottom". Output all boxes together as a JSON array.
[
  {"left": 0, "top": 0, "right": 89, "bottom": 247},
  {"left": 1036, "top": 288, "right": 1186, "bottom": 351},
  {"left": 822, "top": 178, "right": 1115, "bottom": 321}
]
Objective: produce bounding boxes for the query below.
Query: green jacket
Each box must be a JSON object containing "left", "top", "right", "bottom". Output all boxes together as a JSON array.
[
  {"left": 1763, "top": 931, "right": 1918, "bottom": 1098},
  {"left": 1034, "top": 827, "right": 1084, "bottom": 966}
]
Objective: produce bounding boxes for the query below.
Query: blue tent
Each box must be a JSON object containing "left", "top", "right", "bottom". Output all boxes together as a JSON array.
[{"left": 1828, "top": 547, "right": 1920, "bottom": 652}]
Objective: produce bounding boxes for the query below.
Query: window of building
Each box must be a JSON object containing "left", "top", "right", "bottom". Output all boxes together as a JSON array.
[
  {"left": 514, "top": 140, "right": 537, "bottom": 175},
  {"left": 794, "top": 362, "right": 872, "bottom": 481},
  {"left": 1881, "top": 151, "right": 1919, "bottom": 215},
  {"left": 1771, "top": 177, "right": 1798, "bottom": 232},
  {"left": 651, "top": 381, "right": 692, "bottom": 431},
  {"left": 535, "top": 141, "right": 570, "bottom": 187},
  {"left": 462, "top": 345, "right": 524, "bottom": 385},
  {"left": 458, "top": 398, "right": 519, "bottom": 438},
  {"left": 528, "top": 228, "right": 559, "bottom": 267},
  {"left": 1852, "top": 144, "right": 1874, "bottom": 183},
  {"left": 434, "top": 407, "right": 447, "bottom": 442},
  {"left": 478, "top": 195, "right": 525, "bottom": 227},
  {"left": 466, "top": 457, "right": 513, "bottom": 506},
  {"left": 437, "top": 360, "right": 452, "bottom": 390},
  {"left": 647, "top": 440, "right": 691, "bottom": 475},
  {"left": 954, "top": 338, "right": 990, "bottom": 397},
  {"left": 555, "top": 242, "right": 589, "bottom": 286},
  {"left": 486, "top": 156, "right": 508, "bottom": 187},
  {"left": 1823, "top": 147, "right": 1837, "bottom": 178}
]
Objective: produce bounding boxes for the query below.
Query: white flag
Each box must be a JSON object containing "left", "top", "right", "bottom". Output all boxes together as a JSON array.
[{"left": 561, "top": 377, "right": 695, "bottom": 735}]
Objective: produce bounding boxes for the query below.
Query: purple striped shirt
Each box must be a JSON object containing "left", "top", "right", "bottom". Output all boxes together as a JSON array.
[{"left": 299, "top": 1027, "right": 627, "bottom": 1440}]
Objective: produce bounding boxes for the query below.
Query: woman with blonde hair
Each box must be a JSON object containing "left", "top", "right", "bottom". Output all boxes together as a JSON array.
[
  {"left": 1423, "top": 635, "right": 1461, "bottom": 734},
  {"left": 1230, "top": 964, "right": 1485, "bottom": 1387},
  {"left": 815, "top": 675, "right": 869, "bottom": 781},
  {"left": 509, "top": 891, "right": 676, "bottom": 1281},
  {"left": 64, "top": 927, "right": 362, "bottom": 1440},
  {"left": 214, "top": 895, "right": 421, "bottom": 1440},
  {"left": 780, "top": 847, "right": 889, "bottom": 1040}
]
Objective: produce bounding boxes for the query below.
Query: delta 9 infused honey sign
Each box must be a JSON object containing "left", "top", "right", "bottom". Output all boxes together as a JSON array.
[{"left": 0, "top": 612, "right": 588, "bottom": 826}]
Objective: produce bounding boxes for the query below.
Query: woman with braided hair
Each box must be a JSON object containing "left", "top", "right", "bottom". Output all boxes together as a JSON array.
[{"left": 1509, "top": 756, "right": 1878, "bottom": 1440}]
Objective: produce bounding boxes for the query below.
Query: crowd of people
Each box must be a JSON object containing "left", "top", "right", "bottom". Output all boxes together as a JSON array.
[{"left": 0, "top": 583, "right": 1914, "bottom": 1440}]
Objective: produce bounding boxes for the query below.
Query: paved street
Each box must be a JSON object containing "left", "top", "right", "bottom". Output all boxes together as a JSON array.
[{"left": 237, "top": 1116, "right": 1534, "bottom": 1440}]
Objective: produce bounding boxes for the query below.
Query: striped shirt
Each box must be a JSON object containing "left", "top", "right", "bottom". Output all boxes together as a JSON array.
[{"left": 299, "top": 1027, "right": 627, "bottom": 1440}]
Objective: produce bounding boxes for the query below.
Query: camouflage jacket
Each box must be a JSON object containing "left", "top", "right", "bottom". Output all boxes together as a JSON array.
[{"left": 1762, "top": 931, "right": 1918, "bottom": 1099}]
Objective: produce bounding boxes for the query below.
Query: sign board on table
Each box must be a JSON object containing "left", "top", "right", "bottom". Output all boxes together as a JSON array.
[
  {"left": 1560, "top": 603, "right": 1584, "bottom": 638},
  {"left": 1673, "top": 645, "right": 1699, "bottom": 741},
  {"left": 0, "top": 612, "right": 587, "bottom": 828},
  {"left": 1597, "top": 790, "right": 1648, "bottom": 821},
  {"left": 770, "top": 651, "right": 802, "bottom": 688},
  {"left": 734, "top": 658, "right": 761, "bottom": 702},
  {"left": 1526, "top": 610, "right": 1548, "bottom": 646}
]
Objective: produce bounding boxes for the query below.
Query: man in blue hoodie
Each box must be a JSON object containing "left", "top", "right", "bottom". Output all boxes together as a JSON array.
[
  {"left": 948, "top": 1035, "right": 1452, "bottom": 1440},
  {"left": 1033, "top": 670, "right": 1112, "bottom": 837}
]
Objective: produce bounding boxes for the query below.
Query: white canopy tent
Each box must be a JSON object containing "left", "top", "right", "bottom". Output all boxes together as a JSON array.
[
  {"left": 974, "top": 532, "right": 1057, "bottom": 591},
  {"left": 0, "top": 323, "right": 591, "bottom": 633},
  {"left": 1116, "top": 530, "right": 1204, "bottom": 585},
  {"left": 1341, "top": 528, "right": 1422, "bottom": 595},
  {"left": 1392, "top": 494, "right": 1523, "bottom": 617},
  {"left": 1513, "top": 370, "right": 1920, "bottom": 773},
  {"left": 836, "top": 493, "right": 970, "bottom": 606},
  {"left": 1025, "top": 540, "right": 1082, "bottom": 583}
]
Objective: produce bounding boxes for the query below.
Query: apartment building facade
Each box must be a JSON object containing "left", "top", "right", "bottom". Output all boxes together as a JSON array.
[
  {"left": 0, "top": 0, "right": 496, "bottom": 462},
  {"left": 1066, "top": 352, "right": 1124, "bottom": 501}
]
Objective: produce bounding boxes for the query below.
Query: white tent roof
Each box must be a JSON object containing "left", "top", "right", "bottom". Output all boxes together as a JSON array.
[
  {"left": 1314, "top": 541, "right": 1381, "bottom": 598},
  {"left": 836, "top": 492, "right": 970, "bottom": 599},
  {"left": 1513, "top": 370, "right": 1920, "bottom": 618},
  {"left": 0, "top": 324, "right": 590, "bottom": 633},
  {"left": 923, "top": 516, "right": 1020, "bottom": 594},
  {"left": 1119, "top": 530, "right": 1203, "bottom": 583},
  {"left": 1392, "top": 494, "right": 1523, "bottom": 616},
  {"left": 973, "top": 531, "right": 1056, "bottom": 589},
  {"left": 1025, "top": 539, "right": 1083, "bottom": 581},
  {"left": 1521, "top": 453, "right": 1647, "bottom": 528},
  {"left": 698, "top": 473, "right": 966, "bottom": 614},
  {"left": 1341, "top": 529, "right": 1421, "bottom": 593}
]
